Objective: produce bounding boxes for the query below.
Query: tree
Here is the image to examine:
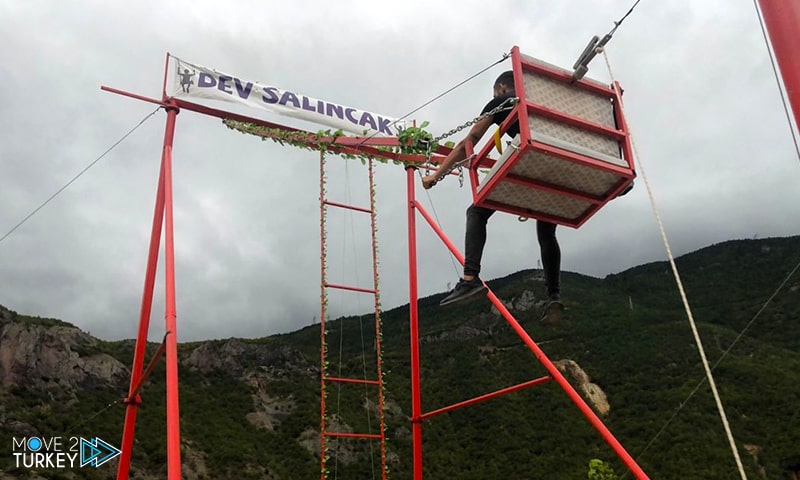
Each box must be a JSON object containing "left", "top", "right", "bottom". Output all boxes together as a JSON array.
[{"left": 588, "top": 459, "right": 618, "bottom": 480}]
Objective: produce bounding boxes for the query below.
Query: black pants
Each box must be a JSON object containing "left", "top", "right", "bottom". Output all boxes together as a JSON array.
[{"left": 463, "top": 205, "right": 560, "bottom": 296}]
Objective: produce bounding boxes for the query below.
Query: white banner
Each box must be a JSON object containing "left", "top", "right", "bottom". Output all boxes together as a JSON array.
[{"left": 171, "top": 56, "right": 398, "bottom": 137}]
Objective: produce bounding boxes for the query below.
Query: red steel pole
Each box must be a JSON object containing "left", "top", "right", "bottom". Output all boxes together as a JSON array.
[
  {"left": 413, "top": 200, "right": 649, "bottom": 480},
  {"left": 116, "top": 126, "right": 167, "bottom": 480},
  {"left": 161, "top": 105, "right": 182, "bottom": 480},
  {"left": 406, "top": 167, "right": 424, "bottom": 480},
  {"left": 756, "top": 0, "right": 800, "bottom": 131},
  {"left": 162, "top": 53, "right": 171, "bottom": 101},
  {"left": 485, "top": 290, "right": 650, "bottom": 480}
]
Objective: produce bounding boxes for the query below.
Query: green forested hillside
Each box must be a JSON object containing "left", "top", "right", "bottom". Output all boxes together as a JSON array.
[{"left": 1, "top": 236, "right": 798, "bottom": 479}]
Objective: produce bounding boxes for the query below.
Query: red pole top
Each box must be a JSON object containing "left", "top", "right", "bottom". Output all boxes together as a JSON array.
[{"left": 756, "top": 0, "right": 800, "bottom": 132}]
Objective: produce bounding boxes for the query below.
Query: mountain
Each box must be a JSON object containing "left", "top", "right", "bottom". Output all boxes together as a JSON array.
[{"left": 1, "top": 236, "right": 799, "bottom": 480}]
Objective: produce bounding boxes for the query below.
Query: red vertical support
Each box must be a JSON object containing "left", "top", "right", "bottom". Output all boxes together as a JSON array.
[
  {"left": 162, "top": 53, "right": 171, "bottom": 101},
  {"left": 406, "top": 167, "right": 423, "bottom": 480},
  {"left": 161, "top": 105, "right": 182, "bottom": 480},
  {"left": 756, "top": 0, "right": 800, "bottom": 131},
  {"left": 117, "top": 131, "right": 167, "bottom": 480},
  {"left": 510, "top": 46, "right": 532, "bottom": 144}
]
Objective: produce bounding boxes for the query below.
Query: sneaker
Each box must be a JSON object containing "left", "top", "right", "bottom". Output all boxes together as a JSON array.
[
  {"left": 540, "top": 293, "right": 564, "bottom": 324},
  {"left": 617, "top": 181, "right": 634, "bottom": 197},
  {"left": 439, "top": 277, "right": 486, "bottom": 306}
]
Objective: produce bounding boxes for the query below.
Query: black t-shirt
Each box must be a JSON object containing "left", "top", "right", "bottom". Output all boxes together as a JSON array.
[{"left": 480, "top": 92, "right": 519, "bottom": 137}]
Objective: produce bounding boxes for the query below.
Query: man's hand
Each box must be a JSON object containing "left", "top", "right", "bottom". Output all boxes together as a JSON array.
[{"left": 421, "top": 174, "right": 439, "bottom": 190}]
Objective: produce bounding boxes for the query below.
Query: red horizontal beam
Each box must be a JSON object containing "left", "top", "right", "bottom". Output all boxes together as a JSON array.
[
  {"left": 227, "top": 121, "right": 447, "bottom": 165},
  {"left": 420, "top": 376, "right": 552, "bottom": 420},
  {"left": 324, "top": 283, "right": 377, "bottom": 294},
  {"left": 101, "top": 86, "right": 166, "bottom": 107},
  {"left": 323, "top": 200, "right": 372, "bottom": 214},
  {"left": 324, "top": 432, "right": 382, "bottom": 439},
  {"left": 174, "top": 98, "right": 303, "bottom": 133},
  {"left": 101, "top": 86, "right": 455, "bottom": 164},
  {"left": 324, "top": 376, "right": 380, "bottom": 385},
  {"left": 527, "top": 102, "right": 625, "bottom": 141},
  {"left": 480, "top": 198, "right": 584, "bottom": 228},
  {"left": 501, "top": 173, "right": 604, "bottom": 204},
  {"left": 519, "top": 56, "right": 616, "bottom": 98},
  {"left": 530, "top": 141, "right": 634, "bottom": 178}
]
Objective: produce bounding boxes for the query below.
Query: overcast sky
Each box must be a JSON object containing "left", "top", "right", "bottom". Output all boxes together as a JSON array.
[{"left": 1, "top": 0, "right": 798, "bottom": 342}]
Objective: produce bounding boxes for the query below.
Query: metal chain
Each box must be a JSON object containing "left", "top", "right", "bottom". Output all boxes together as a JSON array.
[
  {"left": 431, "top": 96, "right": 519, "bottom": 147},
  {"left": 424, "top": 96, "right": 519, "bottom": 179}
]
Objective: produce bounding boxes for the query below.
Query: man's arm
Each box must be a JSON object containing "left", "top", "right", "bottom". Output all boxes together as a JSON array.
[{"left": 421, "top": 115, "right": 493, "bottom": 189}]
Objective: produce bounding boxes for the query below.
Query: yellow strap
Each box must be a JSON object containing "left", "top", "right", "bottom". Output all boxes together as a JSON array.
[{"left": 493, "top": 128, "right": 503, "bottom": 154}]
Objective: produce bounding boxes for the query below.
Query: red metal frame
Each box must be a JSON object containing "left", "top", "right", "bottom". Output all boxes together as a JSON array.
[
  {"left": 323, "top": 282, "right": 378, "bottom": 294},
  {"left": 107, "top": 47, "right": 649, "bottom": 480},
  {"left": 405, "top": 167, "right": 424, "bottom": 478},
  {"left": 116, "top": 155, "right": 164, "bottom": 480},
  {"left": 105, "top": 57, "right": 436, "bottom": 480},
  {"left": 756, "top": 0, "right": 800, "bottom": 132},
  {"left": 405, "top": 165, "right": 650, "bottom": 479},
  {"left": 468, "top": 46, "right": 636, "bottom": 228},
  {"left": 116, "top": 103, "right": 180, "bottom": 480}
]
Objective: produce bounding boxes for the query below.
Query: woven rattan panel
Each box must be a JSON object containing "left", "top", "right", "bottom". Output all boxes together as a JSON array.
[
  {"left": 485, "top": 181, "right": 591, "bottom": 220},
  {"left": 529, "top": 114, "right": 621, "bottom": 161},
  {"left": 509, "top": 148, "right": 622, "bottom": 196},
  {"left": 522, "top": 72, "right": 616, "bottom": 127}
]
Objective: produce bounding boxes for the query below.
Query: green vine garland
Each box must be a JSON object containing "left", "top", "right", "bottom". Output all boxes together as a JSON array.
[{"left": 223, "top": 119, "right": 454, "bottom": 165}]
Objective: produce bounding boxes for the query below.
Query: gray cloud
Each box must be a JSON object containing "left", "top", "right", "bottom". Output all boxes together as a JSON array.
[{"left": 1, "top": 0, "right": 798, "bottom": 342}]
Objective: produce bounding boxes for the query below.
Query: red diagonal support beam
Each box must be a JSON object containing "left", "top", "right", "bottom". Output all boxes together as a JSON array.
[{"left": 420, "top": 376, "right": 552, "bottom": 420}]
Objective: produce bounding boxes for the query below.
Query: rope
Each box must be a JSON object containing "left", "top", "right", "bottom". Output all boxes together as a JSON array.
[
  {"left": 335, "top": 159, "right": 378, "bottom": 479},
  {"left": 418, "top": 184, "right": 462, "bottom": 279},
  {"left": 609, "top": 0, "right": 644, "bottom": 37},
  {"left": 0, "top": 107, "right": 161, "bottom": 246},
  {"left": 352, "top": 52, "right": 511, "bottom": 148},
  {"left": 359, "top": 159, "right": 377, "bottom": 480},
  {"left": 628, "top": 256, "right": 800, "bottom": 473},
  {"left": 600, "top": 48, "right": 749, "bottom": 480},
  {"left": 332, "top": 156, "right": 346, "bottom": 480},
  {"left": 751, "top": 0, "right": 800, "bottom": 165},
  {"left": 64, "top": 399, "right": 121, "bottom": 436},
  {"left": 571, "top": 0, "right": 645, "bottom": 80}
]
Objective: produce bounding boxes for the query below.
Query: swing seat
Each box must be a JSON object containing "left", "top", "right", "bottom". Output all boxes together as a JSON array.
[{"left": 470, "top": 47, "right": 635, "bottom": 228}]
